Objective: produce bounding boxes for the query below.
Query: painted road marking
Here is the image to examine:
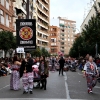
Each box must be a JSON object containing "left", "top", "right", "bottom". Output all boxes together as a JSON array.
[
  {"left": 0, "top": 85, "right": 9, "bottom": 91},
  {"left": 78, "top": 72, "right": 83, "bottom": 76},
  {"left": 94, "top": 86, "right": 100, "bottom": 89},
  {"left": 64, "top": 72, "right": 71, "bottom": 100}
]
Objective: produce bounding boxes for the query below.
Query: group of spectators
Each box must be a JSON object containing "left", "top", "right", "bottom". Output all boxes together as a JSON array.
[{"left": 0, "top": 57, "right": 13, "bottom": 77}]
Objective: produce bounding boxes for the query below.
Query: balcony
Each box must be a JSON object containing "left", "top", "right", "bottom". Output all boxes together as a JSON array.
[
  {"left": 6, "top": 19, "right": 9, "bottom": 27},
  {"left": 6, "top": 1, "right": 9, "bottom": 10},
  {"left": 51, "top": 43, "right": 57, "bottom": 46},
  {"left": 37, "top": 12, "right": 49, "bottom": 24},
  {"left": 0, "top": 16, "right": 4, "bottom": 25},
  {"left": 37, "top": 35, "right": 48, "bottom": 41},
  {"left": 36, "top": 3, "right": 49, "bottom": 17},
  {"left": 44, "top": 0, "right": 49, "bottom": 4},
  {"left": 38, "top": 22, "right": 48, "bottom": 30},
  {"left": 0, "top": 0, "right": 4, "bottom": 6},
  {"left": 39, "top": 0, "right": 49, "bottom": 11},
  {"left": 37, "top": 28, "right": 49, "bottom": 36}
]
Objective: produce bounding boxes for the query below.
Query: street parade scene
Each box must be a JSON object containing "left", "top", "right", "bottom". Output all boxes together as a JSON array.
[{"left": 1, "top": 0, "right": 100, "bottom": 100}]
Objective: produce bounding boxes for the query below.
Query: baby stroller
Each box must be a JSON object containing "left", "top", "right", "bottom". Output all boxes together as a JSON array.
[{"left": 32, "top": 65, "right": 41, "bottom": 88}]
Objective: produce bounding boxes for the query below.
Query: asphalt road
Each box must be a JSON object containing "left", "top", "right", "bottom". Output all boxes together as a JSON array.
[
  {"left": 0, "top": 71, "right": 66, "bottom": 100},
  {"left": 0, "top": 70, "right": 100, "bottom": 100},
  {"left": 67, "top": 69, "right": 100, "bottom": 100}
]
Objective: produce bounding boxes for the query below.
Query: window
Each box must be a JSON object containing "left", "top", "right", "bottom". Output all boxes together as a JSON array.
[
  {"left": 61, "top": 42, "right": 64, "bottom": 45},
  {"left": 71, "top": 39, "right": 73, "bottom": 41},
  {"left": 51, "top": 28, "right": 53, "bottom": 31},
  {"left": 0, "top": 9, "right": 3, "bottom": 16},
  {"left": 68, "top": 39, "right": 70, "bottom": 41},
  {"left": 33, "top": 0, "right": 36, "bottom": 3},
  {"left": 9, "top": 16, "right": 11, "bottom": 22},
  {"left": 6, "top": 14, "right": 8, "bottom": 19},
  {"left": 6, "top": 0, "right": 9, "bottom": 2},
  {"left": 51, "top": 39, "right": 55, "bottom": 42},
  {"left": 71, "top": 35, "right": 73, "bottom": 37},
  {"left": 61, "top": 38, "right": 64, "bottom": 40}
]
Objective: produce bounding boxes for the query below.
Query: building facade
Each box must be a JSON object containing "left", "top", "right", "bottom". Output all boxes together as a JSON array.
[
  {"left": 59, "top": 17, "right": 76, "bottom": 55},
  {"left": 32, "top": 0, "right": 50, "bottom": 51},
  {"left": 81, "top": 0, "right": 100, "bottom": 32},
  {"left": 13, "top": 0, "right": 27, "bottom": 35},
  {"left": 0, "top": 0, "right": 15, "bottom": 32},
  {"left": 0, "top": 0, "right": 16, "bottom": 57},
  {"left": 49, "top": 26, "right": 60, "bottom": 55}
]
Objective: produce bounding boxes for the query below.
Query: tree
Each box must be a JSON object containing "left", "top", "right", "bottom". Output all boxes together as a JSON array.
[
  {"left": 41, "top": 47, "right": 50, "bottom": 57},
  {"left": 30, "top": 47, "right": 50, "bottom": 57},
  {"left": 0, "top": 31, "right": 16, "bottom": 57},
  {"left": 30, "top": 48, "right": 41, "bottom": 57},
  {"left": 69, "top": 2, "right": 100, "bottom": 58}
]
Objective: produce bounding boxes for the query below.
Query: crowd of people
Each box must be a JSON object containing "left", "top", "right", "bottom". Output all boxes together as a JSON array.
[{"left": 0, "top": 53, "right": 100, "bottom": 94}]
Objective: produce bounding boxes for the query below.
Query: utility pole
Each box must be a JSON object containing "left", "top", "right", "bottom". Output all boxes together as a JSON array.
[{"left": 26, "top": 0, "right": 29, "bottom": 19}]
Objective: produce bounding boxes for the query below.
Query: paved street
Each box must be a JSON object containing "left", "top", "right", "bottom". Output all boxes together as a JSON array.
[{"left": 0, "top": 70, "right": 100, "bottom": 100}]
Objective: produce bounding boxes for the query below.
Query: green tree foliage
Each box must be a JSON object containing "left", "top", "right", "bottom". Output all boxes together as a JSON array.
[
  {"left": 0, "top": 31, "right": 16, "bottom": 57},
  {"left": 30, "top": 47, "right": 50, "bottom": 57},
  {"left": 31, "top": 48, "right": 41, "bottom": 57},
  {"left": 41, "top": 47, "right": 50, "bottom": 57},
  {"left": 69, "top": 3, "right": 100, "bottom": 57}
]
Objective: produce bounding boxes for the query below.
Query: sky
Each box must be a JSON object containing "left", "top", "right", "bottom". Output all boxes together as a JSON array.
[{"left": 50, "top": 0, "right": 93, "bottom": 32}]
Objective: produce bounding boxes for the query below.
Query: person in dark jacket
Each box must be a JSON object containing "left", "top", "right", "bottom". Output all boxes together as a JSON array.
[
  {"left": 59, "top": 57, "right": 65, "bottom": 76},
  {"left": 39, "top": 56, "right": 49, "bottom": 90},
  {"left": 20, "top": 53, "right": 34, "bottom": 94}
]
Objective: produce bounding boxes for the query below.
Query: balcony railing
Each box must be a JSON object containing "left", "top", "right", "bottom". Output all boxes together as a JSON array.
[
  {"left": 45, "top": 0, "right": 49, "bottom": 4},
  {"left": 6, "top": 1, "right": 9, "bottom": 10},
  {"left": 0, "top": 16, "right": 4, "bottom": 25},
  {"left": 38, "top": 21, "right": 48, "bottom": 30},
  {"left": 6, "top": 19, "right": 9, "bottom": 27},
  {"left": 39, "top": 0, "right": 49, "bottom": 10},
  {"left": 37, "top": 13, "right": 49, "bottom": 24},
  {"left": 0, "top": 0, "right": 4, "bottom": 6},
  {"left": 36, "top": 3, "right": 49, "bottom": 17}
]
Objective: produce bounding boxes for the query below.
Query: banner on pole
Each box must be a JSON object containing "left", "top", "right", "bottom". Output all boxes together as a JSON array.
[{"left": 16, "top": 19, "right": 36, "bottom": 51}]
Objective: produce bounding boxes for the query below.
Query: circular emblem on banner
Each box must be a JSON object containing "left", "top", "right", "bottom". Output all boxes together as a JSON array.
[{"left": 19, "top": 27, "right": 33, "bottom": 40}]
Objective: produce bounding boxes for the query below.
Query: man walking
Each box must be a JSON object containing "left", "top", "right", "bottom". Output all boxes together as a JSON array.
[{"left": 59, "top": 57, "right": 65, "bottom": 76}]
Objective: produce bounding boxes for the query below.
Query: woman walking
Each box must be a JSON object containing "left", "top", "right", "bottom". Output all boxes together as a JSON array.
[
  {"left": 20, "top": 53, "right": 34, "bottom": 94},
  {"left": 39, "top": 56, "right": 49, "bottom": 90},
  {"left": 83, "top": 56, "right": 99, "bottom": 93},
  {"left": 10, "top": 55, "right": 21, "bottom": 90}
]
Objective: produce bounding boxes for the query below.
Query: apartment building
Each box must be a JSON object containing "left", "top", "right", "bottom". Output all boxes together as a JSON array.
[
  {"left": 81, "top": 0, "right": 100, "bottom": 31},
  {"left": 49, "top": 26, "right": 60, "bottom": 55},
  {"left": 59, "top": 17, "right": 76, "bottom": 55},
  {"left": 13, "top": 0, "right": 50, "bottom": 50},
  {"left": 0, "top": 0, "right": 15, "bottom": 32},
  {"left": 32, "top": 0, "right": 50, "bottom": 51},
  {"left": 13, "top": 0, "right": 27, "bottom": 36}
]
